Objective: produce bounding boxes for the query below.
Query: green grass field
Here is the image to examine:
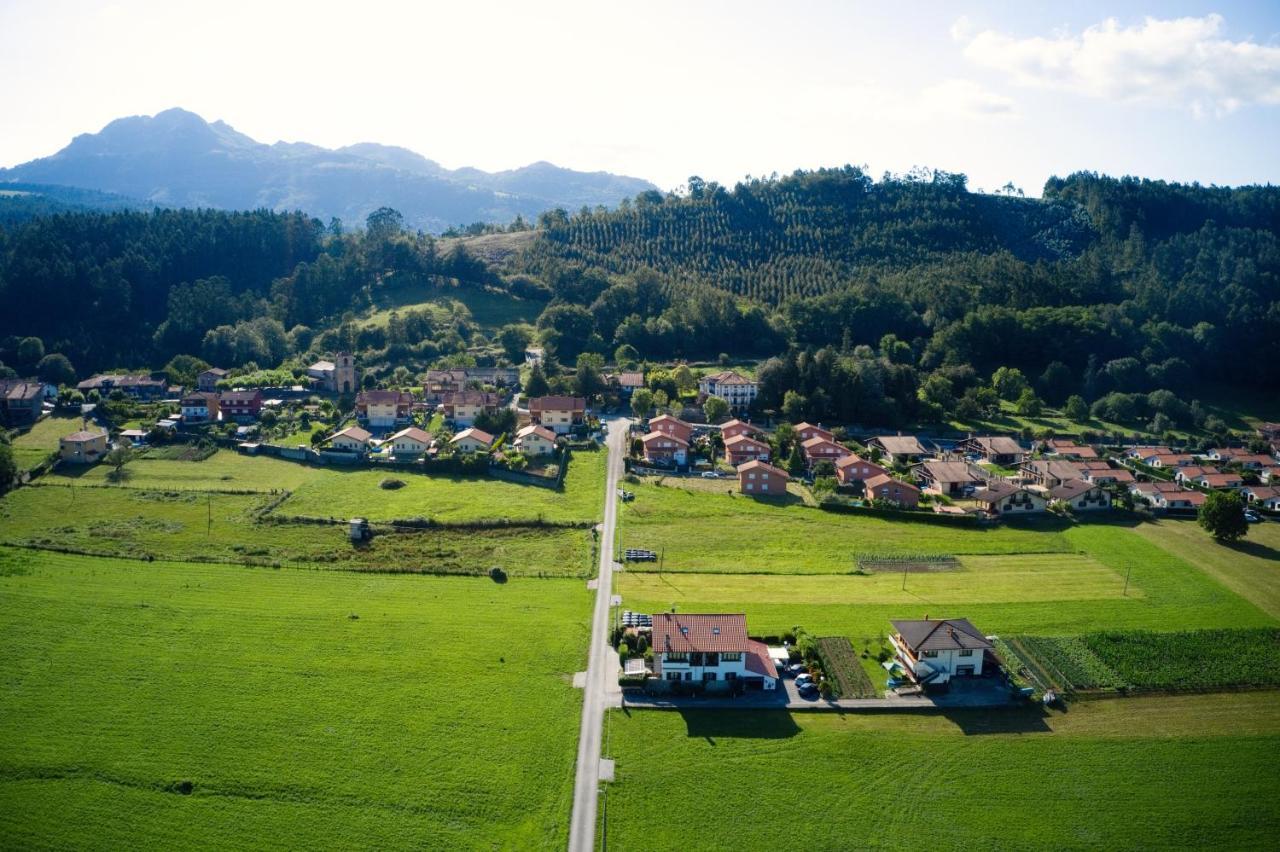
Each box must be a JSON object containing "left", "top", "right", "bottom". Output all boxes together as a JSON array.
[
  {"left": 619, "top": 480, "right": 1073, "bottom": 572},
  {"left": 44, "top": 450, "right": 316, "bottom": 492},
  {"left": 0, "top": 485, "right": 596, "bottom": 577},
  {"left": 359, "top": 282, "right": 544, "bottom": 331},
  {"left": 8, "top": 413, "right": 82, "bottom": 471},
  {"left": 0, "top": 550, "right": 590, "bottom": 850},
  {"left": 1134, "top": 518, "right": 1280, "bottom": 619},
  {"left": 602, "top": 694, "right": 1280, "bottom": 850}
]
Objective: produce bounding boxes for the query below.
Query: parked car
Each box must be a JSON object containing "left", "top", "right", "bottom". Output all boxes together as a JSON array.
[
  {"left": 797, "top": 682, "right": 819, "bottom": 699},
  {"left": 1244, "top": 510, "right": 1261, "bottom": 523},
  {"left": 700, "top": 471, "right": 721, "bottom": 479},
  {"left": 787, "top": 663, "right": 806, "bottom": 675},
  {"left": 795, "top": 673, "right": 814, "bottom": 686}
]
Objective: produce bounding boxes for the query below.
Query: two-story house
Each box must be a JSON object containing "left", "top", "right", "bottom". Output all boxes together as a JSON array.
[
  {"left": 864, "top": 474, "right": 921, "bottom": 508},
  {"left": 867, "top": 435, "right": 928, "bottom": 467},
  {"left": 834, "top": 454, "right": 888, "bottom": 487},
  {"left": 528, "top": 396, "right": 587, "bottom": 434},
  {"left": 356, "top": 390, "right": 414, "bottom": 429},
  {"left": 218, "top": 389, "right": 263, "bottom": 422},
  {"left": 197, "top": 368, "right": 229, "bottom": 393},
  {"left": 0, "top": 379, "right": 46, "bottom": 426},
  {"left": 720, "top": 418, "right": 761, "bottom": 442},
  {"left": 180, "top": 392, "right": 219, "bottom": 423},
  {"left": 59, "top": 430, "right": 110, "bottom": 464},
  {"left": 514, "top": 424, "right": 558, "bottom": 456},
  {"left": 1049, "top": 479, "right": 1112, "bottom": 511},
  {"left": 651, "top": 612, "right": 777, "bottom": 690},
  {"left": 443, "top": 391, "right": 500, "bottom": 427},
  {"left": 915, "top": 460, "right": 983, "bottom": 496},
  {"left": 737, "top": 459, "right": 788, "bottom": 496},
  {"left": 641, "top": 431, "right": 688, "bottom": 466},
  {"left": 697, "top": 370, "right": 758, "bottom": 409},
  {"left": 889, "top": 617, "right": 992, "bottom": 683},
  {"left": 423, "top": 370, "right": 468, "bottom": 404},
  {"left": 801, "top": 436, "right": 851, "bottom": 469},
  {"left": 724, "top": 433, "right": 770, "bottom": 466},
  {"left": 649, "top": 414, "right": 694, "bottom": 443},
  {"left": 958, "top": 435, "right": 1025, "bottom": 466},
  {"left": 972, "top": 482, "right": 1046, "bottom": 516}
]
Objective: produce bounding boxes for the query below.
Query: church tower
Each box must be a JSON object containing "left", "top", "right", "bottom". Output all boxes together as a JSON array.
[{"left": 335, "top": 351, "right": 357, "bottom": 395}]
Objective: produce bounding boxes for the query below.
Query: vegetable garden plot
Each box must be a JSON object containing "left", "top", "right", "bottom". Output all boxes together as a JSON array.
[{"left": 815, "top": 636, "right": 877, "bottom": 698}]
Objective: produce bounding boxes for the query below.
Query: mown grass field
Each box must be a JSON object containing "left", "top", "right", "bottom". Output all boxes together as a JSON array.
[
  {"left": 0, "top": 550, "right": 590, "bottom": 850},
  {"left": 8, "top": 413, "right": 81, "bottom": 471},
  {"left": 619, "top": 481, "right": 1071, "bottom": 572},
  {"left": 1134, "top": 518, "right": 1280, "bottom": 618},
  {"left": 603, "top": 694, "right": 1280, "bottom": 850},
  {"left": 0, "top": 485, "right": 596, "bottom": 577},
  {"left": 44, "top": 450, "right": 317, "bottom": 492}
]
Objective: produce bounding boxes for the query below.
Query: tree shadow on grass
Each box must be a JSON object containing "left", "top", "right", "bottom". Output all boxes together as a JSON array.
[
  {"left": 679, "top": 709, "right": 802, "bottom": 743},
  {"left": 1226, "top": 539, "right": 1280, "bottom": 563},
  {"left": 936, "top": 705, "right": 1054, "bottom": 736}
]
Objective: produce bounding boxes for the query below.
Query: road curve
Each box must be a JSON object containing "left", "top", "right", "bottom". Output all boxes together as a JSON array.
[{"left": 567, "top": 417, "right": 628, "bottom": 852}]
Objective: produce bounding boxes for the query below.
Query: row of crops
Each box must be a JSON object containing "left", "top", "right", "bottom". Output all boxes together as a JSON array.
[
  {"left": 814, "top": 637, "right": 878, "bottom": 698},
  {"left": 1003, "top": 628, "right": 1280, "bottom": 694}
]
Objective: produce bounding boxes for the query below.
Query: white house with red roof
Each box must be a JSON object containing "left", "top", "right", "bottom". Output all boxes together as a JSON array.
[
  {"left": 651, "top": 612, "right": 777, "bottom": 690},
  {"left": 449, "top": 427, "right": 495, "bottom": 454},
  {"left": 514, "top": 424, "right": 557, "bottom": 456}
]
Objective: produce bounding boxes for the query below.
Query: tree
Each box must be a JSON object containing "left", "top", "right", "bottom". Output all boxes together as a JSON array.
[
  {"left": 1064, "top": 394, "right": 1089, "bottom": 422},
  {"left": 652, "top": 389, "right": 669, "bottom": 411},
  {"left": 991, "top": 366, "right": 1028, "bottom": 401},
  {"left": 614, "top": 343, "right": 640, "bottom": 368},
  {"left": 16, "top": 336, "right": 44, "bottom": 366},
  {"left": 1015, "top": 388, "right": 1043, "bottom": 417},
  {"left": 498, "top": 324, "right": 535, "bottom": 362},
  {"left": 35, "top": 353, "right": 76, "bottom": 386},
  {"left": 365, "top": 207, "right": 405, "bottom": 240},
  {"left": 162, "top": 354, "right": 209, "bottom": 387},
  {"left": 703, "top": 395, "right": 729, "bottom": 423},
  {"left": 0, "top": 443, "right": 15, "bottom": 490},
  {"left": 672, "top": 364, "right": 696, "bottom": 396},
  {"left": 103, "top": 446, "right": 133, "bottom": 482},
  {"left": 574, "top": 353, "right": 606, "bottom": 399},
  {"left": 1198, "top": 491, "right": 1248, "bottom": 543},
  {"left": 782, "top": 390, "right": 807, "bottom": 422},
  {"left": 524, "top": 363, "right": 550, "bottom": 397},
  {"left": 631, "top": 388, "right": 654, "bottom": 419},
  {"left": 537, "top": 303, "right": 596, "bottom": 361}
]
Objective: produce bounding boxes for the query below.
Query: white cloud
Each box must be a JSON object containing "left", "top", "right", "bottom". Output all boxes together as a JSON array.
[
  {"left": 917, "top": 79, "right": 1015, "bottom": 118},
  {"left": 957, "top": 14, "right": 1280, "bottom": 116}
]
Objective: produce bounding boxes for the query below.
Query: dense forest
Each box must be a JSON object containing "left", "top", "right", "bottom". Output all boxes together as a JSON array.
[{"left": 1, "top": 168, "right": 1276, "bottom": 431}]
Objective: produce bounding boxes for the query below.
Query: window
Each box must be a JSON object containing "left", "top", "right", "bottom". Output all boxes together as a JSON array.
[
  {"left": 665, "top": 672, "right": 680, "bottom": 681},
  {"left": 702, "top": 672, "right": 717, "bottom": 682},
  {"left": 958, "top": 649, "right": 973, "bottom": 657},
  {"left": 922, "top": 650, "right": 938, "bottom": 658},
  {"left": 721, "top": 652, "right": 742, "bottom": 662},
  {"left": 666, "top": 653, "right": 687, "bottom": 663},
  {"left": 725, "top": 671, "right": 737, "bottom": 680}
]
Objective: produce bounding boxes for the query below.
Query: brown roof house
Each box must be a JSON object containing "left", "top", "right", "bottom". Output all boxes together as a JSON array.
[
  {"left": 529, "top": 396, "right": 587, "bottom": 434},
  {"left": 651, "top": 613, "right": 777, "bottom": 690},
  {"left": 641, "top": 431, "right": 688, "bottom": 466},
  {"left": 889, "top": 617, "right": 992, "bottom": 683},
  {"left": 649, "top": 414, "right": 694, "bottom": 443},
  {"left": 958, "top": 436, "right": 1025, "bottom": 466},
  {"left": 1049, "top": 479, "right": 1112, "bottom": 511},
  {"left": 59, "top": 430, "right": 109, "bottom": 464},
  {"left": 450, "top": 427, "right": 495, "bottom": 454},
  {"left": 915, "top": 460, "right": 983, "bottom": 496},
  {"left": 737, "top": 459, "right": 788, "bottom": 496},
  {"left": 387, "top": 426, "right": 432, "bottom": 457},
  {"left": 328, "top": 426, "right": 372, "bottom": 452},
  {"left": 0, "top": 379, "right": 48, "bottom": 426},
  {"left": 443, "top": 391, "right": 499, "bottom": 427},
  {"left": 834, "top": 454, "right": 888, "bottom": 487},
  {"left": 724, "top": 433, "right": 770, "bottom": 466},
  {"left": 868, "top": 435, "right": 928, "bottom": 466},
  {"left": 801, "top": 436, "right": 852, "bottom": 469},
  {"left": 864, "top": 474, "right": 921, "bottom": 508},
  {"left": 514, "top": 424, "right": 558, "bottom": 456},
  {"left": 972, "top": 482, "right": 1047, "bottom": 517},
  {"left": 720, "top": 418, "right": 762, "bottom": 441}
]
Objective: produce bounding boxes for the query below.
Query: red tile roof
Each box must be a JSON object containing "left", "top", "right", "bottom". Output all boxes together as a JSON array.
[
  {"left": 529, "top": 396, "right": 586, "bottom": 413},
  {"left": 652, "top": 613, "right": 750, "bottom": 654},
  {"left": 745, "top": 640, "right": 779, "bottom": 680},
  {"left": 736, "top": 459, "right": 788, "bottom": 478}
]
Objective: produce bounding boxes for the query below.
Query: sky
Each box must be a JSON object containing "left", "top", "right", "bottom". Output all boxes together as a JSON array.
[{"left": 1, "top": 0, "right": 1278, "bottom": 195}]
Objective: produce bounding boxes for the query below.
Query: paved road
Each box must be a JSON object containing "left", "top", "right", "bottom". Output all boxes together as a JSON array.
[{"left": 567, "top": 416, "right": 628, "bottom": 852}]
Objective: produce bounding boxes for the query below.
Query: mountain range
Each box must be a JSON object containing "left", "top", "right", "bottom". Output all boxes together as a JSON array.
[{"left": 0, "top": 108, "right": 657, "bottom": 231}]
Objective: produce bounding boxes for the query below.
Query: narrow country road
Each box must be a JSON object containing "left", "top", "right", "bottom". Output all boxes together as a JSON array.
[{"left": 567, "top": 416, "right": 628, "bottom": 852}]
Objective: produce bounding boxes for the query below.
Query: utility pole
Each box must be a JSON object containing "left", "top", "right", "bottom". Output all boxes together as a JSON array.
[{"left": 902, "top": 561, "right": 908, "bottom": 592}]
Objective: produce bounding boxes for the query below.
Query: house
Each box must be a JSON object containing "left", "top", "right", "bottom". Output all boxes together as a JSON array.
[
  {"left": 306, "top": 352, "right": 357, "bottom": 394},
  {"left": 197, "top": 368, "right": 228, "bottom": 392},
  {"left": 697, "top": 370, "right": 758, "bottom": 409},
  {"left": 0, "top": 379, "right": 47, "bottom": 426},
  {"left": 1258, "top": 422, "right": 1280, "bottom": 442},
  {"left": 442, "top": 391, "right": 499, "bottom": 427},
  {"left": 793, "top": 422, "right": 834, "bottom": 443},
  {"left": 1196, "top": 472, "right": 1244, "bottom": 490},
  {"left": 387, "top": 426, "right": 432, "bottom": 456},
  {"left": 864, "top": 474, "right": 921, "bottom": 508},
  {"left": 737, "top": 459, "right": 788, "bottom": 496},
  {"left": 1043, "top": 438, "right": 1098, "bottom": 459},
  {"left": 1232, "top": 454, "right": 1276, "bottom": 471},
  {"left": 612, "top": 371, "right": 645, "bottom": 396},
  {"left": 889, "top": 617, "right": 992, "bottom": 683},
  {"left": 1020, "top": 459, "right": 1084, "bottom": 488},
  {"left": 119, "top": 428, "right": 149, "bottom": 446},
  {"left": 1129, "top": 480, "right": 1183, "bottom": 503},
  {"left": 834, "top": 454, "right": 888, "bottom": 487},
  {"left": 1153, "top": 489, "right": 1207, "bottom": 511},
  {"left": 465, "top": 367, "right": 519, "bottom": 387},
  {"left": 328, "top": 426, "right": 371, "bottom": 452},
  {"left": 450, "top": 427, "right": 495, "bottom": 454},
  {"left": 1148, "top": 453, "right": 1196, "bottom": 468},
  {"left": 958, "top": 436, "right": 1025, "bottom": 466},
  {"left": 724, "top": 433, "right": 771, "bottom": 466},
  {"left": 1127, "top": 445, "right": 1172, "bottom": 462},
  {"left": 528, "top": 396, "right": 587, "bottom": 434},
  {"left": 423, "top": 369, "right": 468, "bottom": 403},
  {"left": 641, "top": 431, "right": 688, "bottom": 466},
  {"left": 1261, "top": 467, "right": 1280, "bottom": 485},
  {"left": 1241, "top": 485, "right": 1280, "bottom": 505},
  {"left": 514, "top": 424, "right": 558, "bottom": 456},
  {"left": 1261, "top": 494, "right": 1280, "bottom": 512},
  {"left": 801, "top": 436, "right": 851, "bottom": 468},
  {"left": 59, "top": 430, "right": 109, "bottom": 464},
  {"left": 650, "top": 414, "right": 694, "bottom": 443},
  {"left": 357, "top": 390, "right": 414, "bottom": 429},
  {"left": 1049, "top": 479, "right": 1112, "bottom": 511},
  {"left": 1081, "top": 464, "right": 1133, "bottom": 485},
  {"left": 76, "top": 374, "right": 166, "bottom": 400},
  {"left": 651, "top": 612, "right": 777, "bottom": 690},
  {"left": 218, "top": 389, "right": 263, "bottom": 422},
  {"left": 720, "top": 418, "right": 762, "bottom": 442},
  {"left": 972, "top": 482, "right": 1047, "bottom": 516},
  {"left": 180, "top": 392, "right": 219, "bottom": 423},
  {"left": 1174, "top": 465, "right": 1219, "bottom": 485},
  {"left": 868, "top": 435, "right": 928, "bottom": 466},
  {"left": 915, "top": 460, "right": 983, "bottom": 496}
]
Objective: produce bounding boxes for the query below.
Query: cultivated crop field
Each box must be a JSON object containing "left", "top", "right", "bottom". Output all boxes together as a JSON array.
[
  {"left": 0, "top": 549, "right": 590, "bottom": 850},
  {"left": 0, "top": 485, "right": 595, "bottom": 577},
  {"left": 602, "top": 695, "right": 1280, "bottom": 850},
  {"left": 619, "top": 481, "right": 1071, "bottom": 572}
]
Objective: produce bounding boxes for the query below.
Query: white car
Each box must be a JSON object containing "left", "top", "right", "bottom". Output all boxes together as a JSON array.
[
  {"left": 701, "top": 471, "right": 721, "bottom": 479},
  {"left": 795, "top": 673, "right": 814, "bottom": 686}
]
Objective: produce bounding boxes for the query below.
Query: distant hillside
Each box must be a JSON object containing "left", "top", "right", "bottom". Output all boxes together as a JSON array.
[
  {"left": 0, "top": 108, "right": 657, "bottom": 232},
  {"left": 0, "top": 182, "right": 149, "bottom": 226}
]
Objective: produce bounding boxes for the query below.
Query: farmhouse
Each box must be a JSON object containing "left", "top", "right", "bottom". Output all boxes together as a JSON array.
[
  {"left": 642, "top": 431, "right": 688, "bottom": 465},
  {"left": 889, "top": 617, "right": 992, "bottom": 682},
  {"left": 442, "top": 391, "right": 499, "bottom": 427},
  {"left": 76, "top": 373, "right": 166, "bottom": 400},
  {"left": 59, "top": 430, "right": 109, "bottom": 464},
  {"left": 528, "top": 396, "right": 587, "bottom": 434},
  {"left": 720, "top": 418, "right": 761, "bottom": 441},
  {"left": 737, "top": 459, "right": 788, "bottom": 496},
  {"left": 328, "top": 425, "right": 372, "bottom": 452},
  {"left": 864, "top": 473, "right": 921, "bottom": 508},
  {"left": 450, "top": 427, "right": 495, "bottom": 454},
  {"left": 697, "top": 370, "right": 758, "bottom": 409},
  {"left": 1049, "top": 479, "right": 1112, "bottom": 511},
  {"left": 793, "top": 422, "right": 834, "bottom": 443},
  {"left": 958, "top": 436, "right": 1025, "bottom": 466},
  {"left": 197, "top": 367, "right": 228, "bottom": 392},
  {"left": 916, "top": 460, "right": 983, "bottom": 496},
  {"left": 650, "top": 414, "right": 694, "bottom": 443},
  {"left": 514, "top": 424, "right": 557, "bottom": 456},
  {"left": 1020, "top": 459, "right": 1083, "bottom": 488},
  {"left": 218, "top": 389, "right": 263, "bottom": 422},
  {"left": 387, "top": 426, "right": 432, "bottom": 457},
  {"left": 834, "top": 454, "right": 888, "bottom": 487},
  {"left": 0, "top": 379, "right": 47, "bottom": 426},
  {"left": 972, "top": 482, "right": 1047, "bottom": 516},
  {"left": 801, "top": 436, "right": 851, "bottom": 468},
  {"left": 868, "top": 435, "right": 927, "bottom": 466},
  {"left": 724, "top": 433, "right": 770, "bottom": 466},
  {"left": 180, "top": 392, "right": 219, "bottom": 423},
  {"left": 651, "top": 612, "right": 777, "bottom": 690}
]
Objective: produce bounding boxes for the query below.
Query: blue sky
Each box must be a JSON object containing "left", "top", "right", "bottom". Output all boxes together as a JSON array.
[{"left": 1, "top": 0, "right": 1277, "bottom": 195}]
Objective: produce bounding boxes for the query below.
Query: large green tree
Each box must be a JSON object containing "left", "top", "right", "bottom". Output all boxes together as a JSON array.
[{"left": 1198, "top": 491, "right": 1248, "bottom": 543}]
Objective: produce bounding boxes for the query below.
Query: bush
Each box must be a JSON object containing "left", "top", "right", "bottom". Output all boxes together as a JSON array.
[{"left": 380, "top": 478, "right": 406, "bottom": 490}]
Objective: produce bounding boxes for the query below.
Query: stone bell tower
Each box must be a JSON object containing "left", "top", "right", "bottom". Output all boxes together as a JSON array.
[{"left": 335, "top": 351, "right": 357, "bottom": 395}]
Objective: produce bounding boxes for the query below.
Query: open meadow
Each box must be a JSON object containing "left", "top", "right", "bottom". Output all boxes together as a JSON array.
[
  {"left": 0, "top": 549, "right": 590, "bottom": 850},
  {"left": 8, "top": 413, "right": 81, "bottom": 471},
  {"left": 602, "top": 694, "right": 1280, "bottom": 850}
]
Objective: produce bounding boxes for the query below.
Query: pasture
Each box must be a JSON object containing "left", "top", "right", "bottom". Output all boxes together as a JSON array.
[
  {"left": 8, "top": 413, "right": 81, "bottom": 471},
  {"left": 1134, "top": 518, "right": 1280, "bottom": 619},
  {"left": 0, "top": 550, "right": 590, "bottom": 850},
  {"left": 360, "top": 282, "right": 544, "bottom": 331},
  {"left": 602, "top": 695, "right": 1280, "bottom": 850},
  {"left": 618, "top": 481, "right": 1072, "bottom": 572},
  {"left": 0, "top": 485, "right": 595, "bottom": 577}
]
